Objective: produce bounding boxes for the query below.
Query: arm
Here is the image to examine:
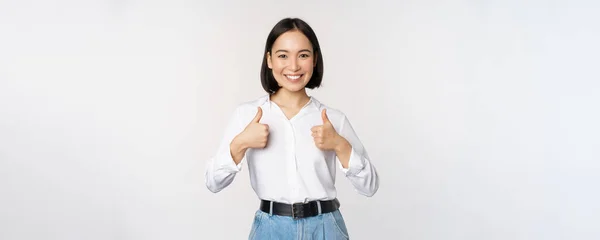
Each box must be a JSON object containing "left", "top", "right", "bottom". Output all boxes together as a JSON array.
[
  {"left": 334, "top": 115, "right": 379, "bottom": 197},
  {"left": 205, "top": 107, "right": 245, "bottom": 193}
]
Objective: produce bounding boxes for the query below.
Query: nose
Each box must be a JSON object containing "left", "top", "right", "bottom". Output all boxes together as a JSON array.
[{"left": 290, "top": 59, "right": 300, "bottom": 71}]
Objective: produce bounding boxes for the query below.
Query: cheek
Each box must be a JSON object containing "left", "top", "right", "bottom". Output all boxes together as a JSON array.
[
  {"left": 302, "top": 60, "right": 314, "bottom": 71},
  {"left": 271, "top": 62, "right": 286, "bottom": 74}
]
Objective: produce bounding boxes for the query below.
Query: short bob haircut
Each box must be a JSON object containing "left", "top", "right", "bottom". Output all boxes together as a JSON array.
[{"left": 260, "top": 18, "right": 324, "bottom": 94}]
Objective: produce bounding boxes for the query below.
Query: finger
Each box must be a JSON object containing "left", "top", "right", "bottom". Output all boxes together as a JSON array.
[
  {"left": 321, "top": 109, "right": 330, "bottom": 124},
  {"left": 311, "top": 126, "right": 322, "bottom": 133},
  {"left": 252, "top": 107, "right": 263, "bottom": 123}
]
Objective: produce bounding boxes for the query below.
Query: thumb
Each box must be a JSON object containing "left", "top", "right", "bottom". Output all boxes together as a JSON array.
[
  {"left": 321, "top": 109, "right": 330, "bottom": 124},
  {"left": 252, "top": 107, "right": 263, "bottom": 123}
]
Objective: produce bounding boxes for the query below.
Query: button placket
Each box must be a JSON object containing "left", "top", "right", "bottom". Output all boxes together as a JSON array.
[{"left": 287, "top": 120, "right": 300, "bottom": 196}]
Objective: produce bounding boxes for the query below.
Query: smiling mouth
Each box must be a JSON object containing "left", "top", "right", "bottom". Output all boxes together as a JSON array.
[{"left": 284, "top": 74, "right": 303, "bottom": 81}]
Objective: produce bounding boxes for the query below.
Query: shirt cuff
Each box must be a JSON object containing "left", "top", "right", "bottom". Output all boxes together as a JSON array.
[
  {"left": 216, "top": 150, "right": 243, "bottom": 173},
  {"left": 339, "top": 147, "right": 366, "bottom": 176}
]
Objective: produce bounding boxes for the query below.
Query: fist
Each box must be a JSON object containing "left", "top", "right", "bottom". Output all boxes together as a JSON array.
[
  {"left": 311, "top": 109, "right": 341, "bottom": 151},
  {"left": 240, "top": 107, "right": 269, "bottom": 149}
]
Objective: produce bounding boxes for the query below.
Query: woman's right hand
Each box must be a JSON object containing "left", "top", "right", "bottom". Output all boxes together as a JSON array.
[{"left": 230, "top": 107, "right": 269, "bottom": 163}]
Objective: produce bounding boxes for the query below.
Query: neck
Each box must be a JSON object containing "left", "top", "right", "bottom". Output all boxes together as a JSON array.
[{"left": 270, "top": 88, "right": 310, "bottom": 109}]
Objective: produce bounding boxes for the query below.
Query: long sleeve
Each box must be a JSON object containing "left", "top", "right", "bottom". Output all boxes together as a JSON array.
[
  {"left": 205, "top": 107, "right": 245, "bottom": 193},
  {"left": 337, "top": 115, "right": 379, "bottom": 197}
]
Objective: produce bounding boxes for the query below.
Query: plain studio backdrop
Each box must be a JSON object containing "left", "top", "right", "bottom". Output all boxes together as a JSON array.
[{"left": 1, "top": 0, "right": 599, "bottom": 239}]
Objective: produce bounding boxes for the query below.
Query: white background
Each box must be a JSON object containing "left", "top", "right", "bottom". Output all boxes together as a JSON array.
[{"left": 1, "top": 0, "right": 599, "bottom": 239}]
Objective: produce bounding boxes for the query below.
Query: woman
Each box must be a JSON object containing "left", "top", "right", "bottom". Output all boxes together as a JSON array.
[{"left": 205, "top": 17, "right": 379, "bottom": 239}]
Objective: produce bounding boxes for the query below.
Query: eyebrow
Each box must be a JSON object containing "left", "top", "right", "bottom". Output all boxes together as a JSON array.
[{"left": 274, "top": 49, "right": 312, "bottom": 54}]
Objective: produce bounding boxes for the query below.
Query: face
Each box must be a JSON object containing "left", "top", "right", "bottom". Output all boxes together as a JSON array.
[{"left": 267, "top": 30, "right": 316, "bottom": 93}]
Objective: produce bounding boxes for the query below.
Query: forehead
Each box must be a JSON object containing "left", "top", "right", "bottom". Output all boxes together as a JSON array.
[{"left": 272, "top": 30, "right": 313, "bottom": 51}]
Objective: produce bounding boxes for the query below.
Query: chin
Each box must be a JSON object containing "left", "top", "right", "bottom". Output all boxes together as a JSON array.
[{"left": 275, "top": 77, "right": 309, "bottom": 93}]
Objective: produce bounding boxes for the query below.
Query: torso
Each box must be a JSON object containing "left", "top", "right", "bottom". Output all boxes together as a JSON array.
[{"left": 237, "top": 95, "right": 345, "bottom": 204}]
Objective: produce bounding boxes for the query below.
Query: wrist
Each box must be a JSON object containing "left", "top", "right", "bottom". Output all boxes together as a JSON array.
[
  {"left": 231, "top": 135, "right": 248, "bottom": 153},
  {"left": 334, "top": 135, "right": 350, "bottom": 153}
]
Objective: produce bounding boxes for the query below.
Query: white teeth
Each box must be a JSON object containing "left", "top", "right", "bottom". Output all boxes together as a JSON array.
[{"left": 285, "top": 75, "right": 301, "bottom": 80}]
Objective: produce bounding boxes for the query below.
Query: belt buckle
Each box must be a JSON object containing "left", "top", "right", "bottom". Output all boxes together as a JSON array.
[{"left": 291, "top": 202, "right": 303, "bottom": 219}]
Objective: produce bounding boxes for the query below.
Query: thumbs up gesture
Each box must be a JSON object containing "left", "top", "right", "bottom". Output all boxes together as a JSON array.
[
  {"left": 238, "top": 107, "right": 270, "bottom": 149},
  {"left": 230, "top": 107, "right": 269, "bottom": 163},
  {"left": 311, "top": 109, "right": 343, "bottom": 151}
]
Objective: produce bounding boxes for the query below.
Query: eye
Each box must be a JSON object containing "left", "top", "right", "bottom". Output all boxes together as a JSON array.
[
  {"left": 278, "top": 54, "right": 287, "bottom": 59},
  {"left": 300, "top": 53, "right": 311, "bottom": 58}
]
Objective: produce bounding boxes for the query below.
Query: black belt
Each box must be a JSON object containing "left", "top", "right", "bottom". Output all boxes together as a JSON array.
[{"left": 260, "top": 198, "right": 340, "bottom": 219}]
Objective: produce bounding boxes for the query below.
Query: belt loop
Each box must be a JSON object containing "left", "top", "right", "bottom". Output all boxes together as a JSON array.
[
  {"left": 269, "top": 201, "right": 273, "bottom": 216},
  {"left": 317, "top": 200, "right": 322, "bottom": 215}
]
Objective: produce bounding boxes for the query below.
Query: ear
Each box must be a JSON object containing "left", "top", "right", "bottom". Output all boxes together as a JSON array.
[{"left": 267, "top": 52, "right": 273, "bottom": 69}]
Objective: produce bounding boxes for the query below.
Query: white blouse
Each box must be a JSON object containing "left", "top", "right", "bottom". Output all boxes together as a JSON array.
[{"left": 205, "top": 95, "right": 379, "bottom": 204}]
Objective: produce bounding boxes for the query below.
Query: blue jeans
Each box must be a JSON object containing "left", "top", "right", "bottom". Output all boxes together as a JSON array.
[{"left": 248, "top": 209, "right": 350, "bottom": 240}]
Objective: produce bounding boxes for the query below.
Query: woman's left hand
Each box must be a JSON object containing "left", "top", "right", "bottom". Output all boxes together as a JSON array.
[{"left": 311, "top": 109, "right": 345, "bottom": 151}]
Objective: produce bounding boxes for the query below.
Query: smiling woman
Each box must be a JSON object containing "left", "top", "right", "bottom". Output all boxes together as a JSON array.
[
  {"left": 205, "top": 18, "right": 379, "bottom": 240},
  {"left": 260, "top": 18, "right": 324, "bottom": 96},
  {"left": 267, "top": 31, "right": 315, "bottom": 93}
]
